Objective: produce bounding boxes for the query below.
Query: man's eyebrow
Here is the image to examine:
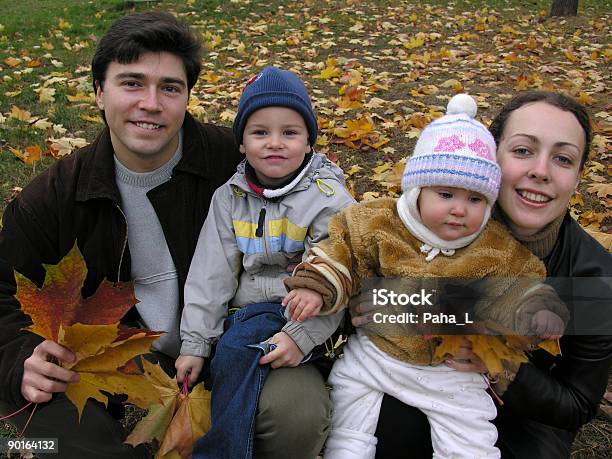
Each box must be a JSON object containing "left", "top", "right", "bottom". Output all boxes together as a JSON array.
[
  {"left": 113, "top": 72, "right": 145, "bottom": 81},
  {"left": 113, "top": 72, "right": 186, "bottom": 87},
  {"left": 161, "top": 77, "right": 187, "bottom": 87}
]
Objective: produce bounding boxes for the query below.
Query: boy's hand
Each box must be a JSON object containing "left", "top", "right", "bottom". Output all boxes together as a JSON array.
[
  {"left": 175, "top": 355, "right": 205, "bottom": 387},
  {"left": 531, "top": 310, "right": 565, "bottom": 340},
  {"left": 282, "top": 288, "right": 324, "bottom": 322},
  {"left": 259, "top": 332, "right": 304, "bottom": 368}
]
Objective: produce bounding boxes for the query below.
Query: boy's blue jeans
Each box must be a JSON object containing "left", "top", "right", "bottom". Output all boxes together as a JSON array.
[{"left": 193, "top": 302, "right": 287, "bottom": 459}]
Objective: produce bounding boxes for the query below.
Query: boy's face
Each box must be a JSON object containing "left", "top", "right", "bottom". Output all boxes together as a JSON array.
[
  {"left": 240, "top": 106, "right": 311, "bottom": 186},
  {"left": 417, "top": 186, "right": 487, "bottom": 241},
  {"left": 95, "top": 51, "right": 189, "bottom": 172}
]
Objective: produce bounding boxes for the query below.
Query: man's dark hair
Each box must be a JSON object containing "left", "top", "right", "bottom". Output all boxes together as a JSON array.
[
  {"left": 489, "top": 91, "right": 592, "bottom": 170},
  {"left": 92, "top": 11, "right": 202, "bottom": 93}
]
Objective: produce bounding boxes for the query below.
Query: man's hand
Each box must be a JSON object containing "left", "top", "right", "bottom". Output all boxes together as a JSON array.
[
  {"left": 532, "top": 310, "right": 564, "bottom": 340},
  {"left": 282, "top": 288, "right": 323, "bottom": 322},
  {"left": 259, "top": 332, "right": 304, "bottom": 368},
  {"left": 21, "top": 340, "right": 79, "bottom": 403},
  {"left": 175, "top": 355, "right": 205, "bottom": 387}
]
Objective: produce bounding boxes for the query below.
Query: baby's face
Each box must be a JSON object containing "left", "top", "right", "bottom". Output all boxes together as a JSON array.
[
  {"left": 417, "top": 187, "right": 487, "bottom": 241},
  {"left": 240, "top": 106, "right": 311, "bottom": 187}
]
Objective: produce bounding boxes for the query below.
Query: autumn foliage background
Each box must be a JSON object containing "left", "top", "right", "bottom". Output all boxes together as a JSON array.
[{"left": 0, "top": 0, "right": 610, "bottom": 455}]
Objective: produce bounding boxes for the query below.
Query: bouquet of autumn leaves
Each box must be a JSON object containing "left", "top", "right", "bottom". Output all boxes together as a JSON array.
[{"left": 15, "top": 244, "right": 210, "bottom": 458}]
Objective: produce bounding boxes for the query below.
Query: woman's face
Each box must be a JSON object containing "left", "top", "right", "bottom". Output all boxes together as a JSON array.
[{"left": 496, "top": 101, "right": 584, "bottom": 237}]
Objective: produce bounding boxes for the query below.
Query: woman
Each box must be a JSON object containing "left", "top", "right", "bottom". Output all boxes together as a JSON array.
[{"left": 354, "top": 91, "right": 612, "bottom": 458}]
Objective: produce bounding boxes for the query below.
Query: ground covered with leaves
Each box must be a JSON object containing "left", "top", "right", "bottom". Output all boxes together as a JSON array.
[{"left": 1, "top": 0, "right": 610, "bottom": 456}]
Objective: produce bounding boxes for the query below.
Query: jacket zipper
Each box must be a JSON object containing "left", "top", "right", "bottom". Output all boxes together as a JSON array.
[
  {"left": 255, "top": 203, "right": 267, "bottom": 238},
  {"left": 114, "top": 203, "right": 129, "bottom": 284},
  {"left": 255, "top": 199, "right": 271, "bottom": 296}
]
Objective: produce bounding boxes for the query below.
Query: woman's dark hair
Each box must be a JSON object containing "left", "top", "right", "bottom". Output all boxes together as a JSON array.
[
  {"left": 92, "top": 11, "right": 202, "bottom": 93},
  {"left": 489, "top": 91, "right": 592, "bottom": 169}
]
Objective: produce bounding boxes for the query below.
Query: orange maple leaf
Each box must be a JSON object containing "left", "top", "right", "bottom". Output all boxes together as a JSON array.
[
  {"left": 126, "top": 360, "right": 212, "bottom": 459},
  {"left": 15, "top": 244, "right": 139, "bottom": 341},
  {"left": 15, "top": 243, "right": 162, "bottom": 419}
]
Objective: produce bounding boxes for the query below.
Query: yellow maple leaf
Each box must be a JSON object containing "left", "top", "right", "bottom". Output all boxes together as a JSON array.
[
  {"left": 346, "top": 164, "right": 363, "bottom": 176},
  {"left": 564, "top": 49, "right": 578, "bottom": 62},
  {"left": 32, "top": 118, "right": 53, "bottom": 130},
  {"left": 58, "top": 18, "right": 71, "bottom": 30},
  {"left": 9, "top": 105, "right": 32, "bottom": 122},
  {"left": 60, "top": 323, "right": 162, "bottom": 419},
  {"left": 404, "top": 36, "right": 424, "bottom": 49},
  {"left": 38, "top": 87, "right": 56, "bottom": 103},
  {"left": 15, "top": 246, "right": 162, "bottom": 420},
  {"left": 126, "top": 360, "right": 212, "bottom": 458},
  {"left": 9, "top": 146, "right": 42, "bottom": 165},
  {"left": 538, "top": 339, "right": 561, "bottom": 355},
  {"left": 585, "top": 229, "right": 612, "bottom": 253},
  {"left": 320, "top": 66, "right": 341, "bottom": 80},
  {"left": 372, "top": 163, "right": 392, "bottom": 175},
  {"left": 66, "top": 92, "right": 95, "bottom": 103},
  {"left": 80, "top": 114, "right": 104, "bottom": 123},
  {"left": 586, "top": 183, "right": 612, "bottom": 199},
  {"left": 4, "top": 57, "right": 21, "bottom": 67}
]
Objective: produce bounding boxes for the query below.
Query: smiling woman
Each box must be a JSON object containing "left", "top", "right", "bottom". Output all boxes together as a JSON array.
[
  {"left": 372, "top": 91, "right": 612, "bottom": 458},
  {"left": 495, "top": 98, "right": 586, "bottom": 238}
]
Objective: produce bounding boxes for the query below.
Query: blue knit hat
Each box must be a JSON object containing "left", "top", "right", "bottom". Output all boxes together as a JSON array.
[{"left": 233, "top": 66, "right": 318, "bottom": 146}]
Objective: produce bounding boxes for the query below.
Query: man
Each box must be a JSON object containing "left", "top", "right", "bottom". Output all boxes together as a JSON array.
[{"left": 0, "top": 12, "right": 330, "bottom": 458}]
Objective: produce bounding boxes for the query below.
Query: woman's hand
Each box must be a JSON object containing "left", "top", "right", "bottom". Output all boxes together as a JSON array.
[
  {"left": 259, "top": 332, "right": 304, "bottom": 368},
  {"left": 444, "top": 338, "right": 487, "bottom": 373},
  {"left": 348, "top": 289, "right": 376, "bottom": 327}
]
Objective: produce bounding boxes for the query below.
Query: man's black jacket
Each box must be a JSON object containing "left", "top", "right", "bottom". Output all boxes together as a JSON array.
[{"left": 0, "top": 113, "right": 242, "bottom": 406}]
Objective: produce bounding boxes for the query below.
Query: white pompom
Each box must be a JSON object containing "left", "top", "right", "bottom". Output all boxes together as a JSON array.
[{"left": 446, "top": 94, "right": 477, "bottom": 118}]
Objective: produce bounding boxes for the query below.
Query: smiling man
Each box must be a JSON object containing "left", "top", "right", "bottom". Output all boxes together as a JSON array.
[{"left": 0, "top": 12, "right": 332, "bottom": 458}]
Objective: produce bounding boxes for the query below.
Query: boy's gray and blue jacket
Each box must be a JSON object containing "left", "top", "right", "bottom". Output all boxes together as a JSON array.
[{"left": 180, "top": 153, "right": 356, "bottom": 358}]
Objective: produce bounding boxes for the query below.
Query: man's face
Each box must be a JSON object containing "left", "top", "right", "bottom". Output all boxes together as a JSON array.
[{"left": 95, "top": 52, "right": 189, "bottom": 172}]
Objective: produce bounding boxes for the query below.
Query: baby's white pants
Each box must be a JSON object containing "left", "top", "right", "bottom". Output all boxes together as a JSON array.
[{"left": 324, "top": 331, "right": 500, "bottom": 459}]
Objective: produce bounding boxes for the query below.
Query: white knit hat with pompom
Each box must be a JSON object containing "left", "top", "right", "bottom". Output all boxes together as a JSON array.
[
  {"left": 397, "top": 94, "right": 501, "bottom": 261},
  {"left": 401, "top": 93, "right": 500, "bottom": 203}
]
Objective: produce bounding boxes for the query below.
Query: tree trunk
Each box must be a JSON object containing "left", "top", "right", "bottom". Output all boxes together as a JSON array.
[{"left": 550, "top": 0, "right": 579, "bottom": 16}]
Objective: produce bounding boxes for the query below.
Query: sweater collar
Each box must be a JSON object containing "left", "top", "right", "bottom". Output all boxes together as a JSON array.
[
  {"left": 492, "top": 205, "right": 564, "bottom": 259},
  {"left": 76, "top": 113, "right": 206, "bottom": 202}
]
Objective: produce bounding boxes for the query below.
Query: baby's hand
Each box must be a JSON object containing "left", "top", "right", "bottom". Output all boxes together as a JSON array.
[
  {"left": 282, "top": 288, "right": 324, "bottom": 322},
  {"left": 175, "top": 355, "right": 205, "bottom": 387},
  {"left": 531, "top": 310, "right": 565, "bottom": 340},
  {"left": 258, "top": 332, "right": 304, "bottom": 368}
]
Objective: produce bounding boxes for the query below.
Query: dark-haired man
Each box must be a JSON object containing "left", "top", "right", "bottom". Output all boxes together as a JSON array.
[{"left": 0, "top": 12, "right": 330, "bottom": 458}]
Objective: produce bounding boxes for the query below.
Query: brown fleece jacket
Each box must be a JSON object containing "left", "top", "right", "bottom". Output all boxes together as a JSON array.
[{"left": 285, "top": 197, "right": 568, "bottom": 366}]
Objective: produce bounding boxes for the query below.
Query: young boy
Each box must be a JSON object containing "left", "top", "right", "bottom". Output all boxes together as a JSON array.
[
  {"left": 175, "top": 66, "right": 355, "bottom": 459},
  {"left": 284, "top": 94, "right": 568, "bottom": 458}
]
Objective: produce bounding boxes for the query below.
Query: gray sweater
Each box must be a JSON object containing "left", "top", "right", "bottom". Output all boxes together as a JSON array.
[{"left": 115, "top": 134, "right": 183, "bottom": 358}]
